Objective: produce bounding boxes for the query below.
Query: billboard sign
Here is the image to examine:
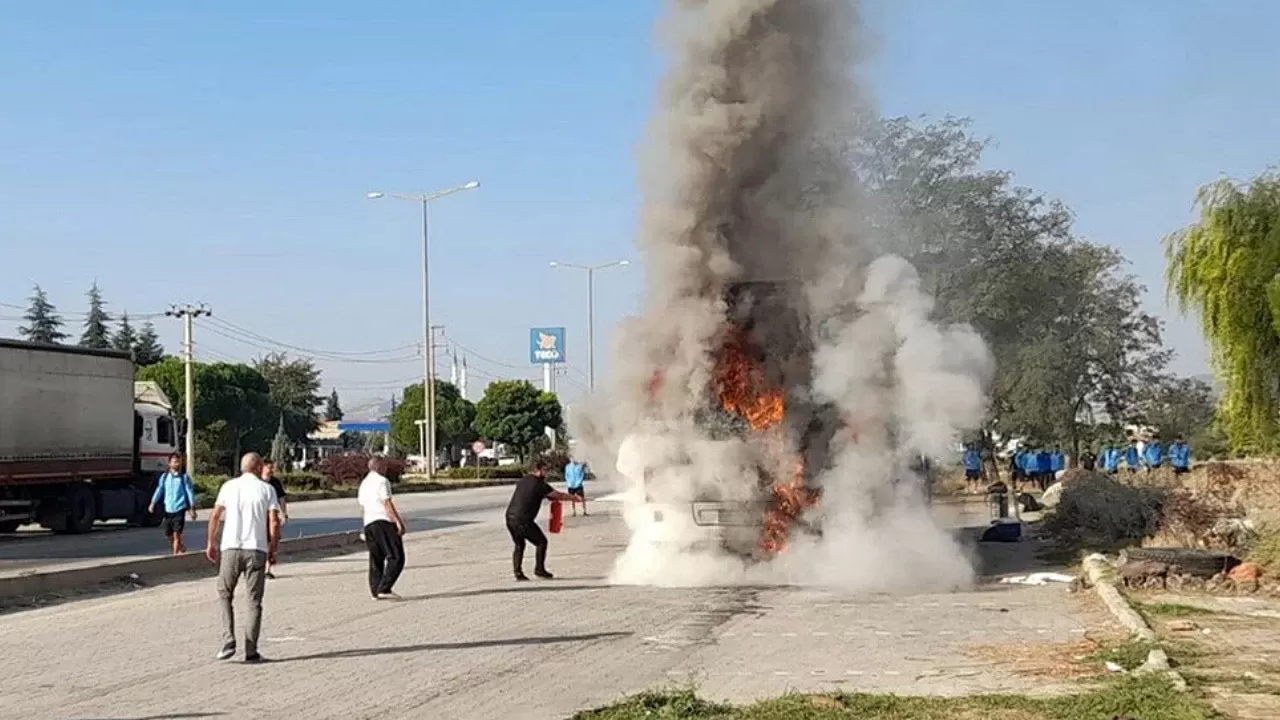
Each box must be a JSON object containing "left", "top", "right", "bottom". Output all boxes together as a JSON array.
[{"left": 529, "top": 327, "right": 566, "bottom": 364}]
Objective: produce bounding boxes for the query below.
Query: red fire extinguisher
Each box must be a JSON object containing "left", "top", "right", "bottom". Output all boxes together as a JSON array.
[{"left": 549, "top": 499, "right": 564, "bottom": 534}]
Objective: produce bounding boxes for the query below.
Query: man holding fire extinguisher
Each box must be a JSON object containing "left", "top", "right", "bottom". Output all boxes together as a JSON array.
[{"left": 504, "top": 457, "right": 576, "bottom": 581}]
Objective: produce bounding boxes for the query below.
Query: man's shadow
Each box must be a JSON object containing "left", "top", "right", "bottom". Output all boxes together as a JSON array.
[{"left": 275, "top": 631, "right": 632, "bottom": 662}]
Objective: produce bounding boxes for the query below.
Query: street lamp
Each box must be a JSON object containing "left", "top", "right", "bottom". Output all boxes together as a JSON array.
[
  {"left": 368, "top": 181, "right": 480, "bottom": 478},
  {"left": 549, "top": 259, "right": 630, "bottom": 391}
]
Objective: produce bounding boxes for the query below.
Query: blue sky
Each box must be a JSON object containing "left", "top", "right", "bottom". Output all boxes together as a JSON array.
[{"left": 2, "top": 0, "right": 1276, "bottom": 413}]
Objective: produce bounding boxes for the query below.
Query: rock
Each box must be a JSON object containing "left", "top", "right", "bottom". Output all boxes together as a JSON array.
[
  {"left": 1166, "top": 619, "right": 1199, "bottom": 632},
  {"left": 1040, "top": 481, "right": 1065, "bottom": 508},
  {"left": 1120, "top": 560, "right": 1170, "bottom": 588},
  {"left": 1228, "top": 561, "right": 1262, "bottom": 583}
]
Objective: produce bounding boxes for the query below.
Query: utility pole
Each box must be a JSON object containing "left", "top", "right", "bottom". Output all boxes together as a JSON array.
[
  {"left": 427, "top": 325, "right": 446, "bottom": 474},
  {"left": 165, "top": 303, "right": 211, "bottom": 472},
  {"left": 548, "top": 260, "right": 630, "bottom": 391}
]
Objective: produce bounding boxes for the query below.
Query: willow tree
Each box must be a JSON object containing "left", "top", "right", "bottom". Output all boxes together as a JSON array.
[{"left": 1165, "top": 173, "right": 1280, "bottom": 451}]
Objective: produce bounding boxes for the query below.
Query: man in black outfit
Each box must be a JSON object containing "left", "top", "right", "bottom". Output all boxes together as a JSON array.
[{"left": 505, "top": 458, "right": 575, "bottom": 581}]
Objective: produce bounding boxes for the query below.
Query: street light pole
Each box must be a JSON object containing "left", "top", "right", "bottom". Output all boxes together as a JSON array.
[
  {"left": 368, "top": 181, "right": 479, "bottom": 478},
  {"left": 548, "top": 259, "right": 630, "bottom": 391}
]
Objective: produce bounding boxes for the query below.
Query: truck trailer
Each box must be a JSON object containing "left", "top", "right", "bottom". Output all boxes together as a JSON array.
[{"left": 0, "top": 339, "right": 180, "bottom": 534}]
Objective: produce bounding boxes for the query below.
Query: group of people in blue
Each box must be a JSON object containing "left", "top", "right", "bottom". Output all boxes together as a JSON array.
[{"left": 960, "top": 434, "right": 1194, "bottom": 492}]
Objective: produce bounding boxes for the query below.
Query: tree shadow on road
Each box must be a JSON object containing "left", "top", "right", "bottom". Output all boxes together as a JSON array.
[
  {"left": 275, "top": 631, "right": 633, "bottom": 662},
  {"left": 68, "top": 714, "right": 226, "bottom": 720}
]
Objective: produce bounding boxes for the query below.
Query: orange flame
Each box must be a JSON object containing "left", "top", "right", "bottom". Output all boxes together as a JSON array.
[{"left": 713, "top": 324, "right": 817, "bottom": 555}]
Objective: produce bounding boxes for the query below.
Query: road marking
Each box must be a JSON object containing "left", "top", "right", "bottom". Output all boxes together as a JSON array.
[
  {"left": 938, "top": 630, "right": 955, "bottom": 636},
  {"left": 774, "top": 670, "right": 793, "bottom": 677},
  {"left": 781, "top": 632, "right": 797, "bottom": 637},
  {"left": 810, "top": 669, "right": 828, "bottom": 676},
  {"left": 812, "top": 631, "right": 829, "bottom": 637},
  {"left": 884, "top": 670, "right": 902, "bottom": 676},
  {"left": 846, "top": 670, "right": 864, "bottom": 676}
]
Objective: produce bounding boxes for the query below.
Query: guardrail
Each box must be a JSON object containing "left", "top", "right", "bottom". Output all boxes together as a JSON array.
[{"left": 0, "top": 530, "right": 363, "bottom": 601}]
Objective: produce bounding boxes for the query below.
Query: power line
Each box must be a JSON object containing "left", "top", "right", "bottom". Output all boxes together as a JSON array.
[
  {"left": 201, "top": 321, "right": 421, "bottom": 365},
  {"left": 206, "top": 316, "right": 421, "bottom": 359}
]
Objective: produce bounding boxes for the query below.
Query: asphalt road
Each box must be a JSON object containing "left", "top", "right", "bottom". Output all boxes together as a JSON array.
[
  {"left": 1, "top": 499, "right": 1117, "bottom": 720},
  {"left": 0, "top": 480, "right": 612, "bottom": 578}
]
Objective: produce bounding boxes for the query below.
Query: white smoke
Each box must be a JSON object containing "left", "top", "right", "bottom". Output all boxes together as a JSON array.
[{"left": 573, "top": 0, "right": 993, "bottom": 592}]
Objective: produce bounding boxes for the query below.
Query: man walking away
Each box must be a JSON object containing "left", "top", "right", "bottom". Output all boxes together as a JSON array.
[
  {"left": 1170, "top": 436, "right": 1192, "bottom": 475},
  {"left": 358, "top": 456, "right": 407, "bottom": 600},
  {"left": 261, "top": 460, "right": 289, "bottom": 579},
  {"left": 505, "top": 458, "right": 575, "bottom": 581},
  {"left": 564, "top": 458, "right": 588, "bottom": 516},
  {"left": 961, "top": 444, "right": 983, "bottom": 493},
  {"left": 206, "top": 452, "right": 280, "bottom": 664},
  {"left": 1102, "top": 446, "right": 1121, "bottom": 474},
  {"left": 149, "top": 453, "right": 197, "bottom": 555}
]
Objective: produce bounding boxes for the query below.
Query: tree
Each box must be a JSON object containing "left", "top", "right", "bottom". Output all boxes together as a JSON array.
[
  {"left": 133, "top": 321, "right": 166, "bottom": 366},
  {"left": 849, "top": 116, "right": 1172, "bottom": 457},
  {"left": 472, "top": 380, "right": 562, "bottom": 459},
  {"left": 137, "top": 358, "right": 274, "bottom": 472},
  {"left": 79, "top": 281, "right": 112, "bottom": 349},
  {"left": 113, "top": 312, "right": 138, "bottom": 357},
  {"left": 270, "top": 415, "right": 292, "bottom": 470},
  {"left": 253, "top": 352, "right": 322, "bottom": 444},
  {"left": 391, "top": 380, "right": 476, "bottom": 460},
  {"left": 18, "top": 285, "right": 68, "bottom": 344},
  {"left": 325, "top": 388, "right": 344, "bottom": 422},
  {"left": 1165, "top": 173, "right": 1280, "bottom": 452},
  {"left": 1133, "top": 375, "right": 1219, "bottom": 450}
]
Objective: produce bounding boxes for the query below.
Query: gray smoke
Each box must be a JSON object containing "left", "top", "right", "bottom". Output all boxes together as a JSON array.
[{"left": 573, "top": 0, "right": 992, "bottom": 591}]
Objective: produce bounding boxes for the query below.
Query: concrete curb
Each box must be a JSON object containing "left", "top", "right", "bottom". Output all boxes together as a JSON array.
[
  {"left": 0, "top": 530, "right": 363, "bottom": 601},
  {"left": 1083, "top": 553, "right": 1188, "bottom": 691}
]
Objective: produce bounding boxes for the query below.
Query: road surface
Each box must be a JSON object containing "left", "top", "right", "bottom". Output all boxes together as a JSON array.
[
  {"left": 0, "top": 480, "right": 612, "bottom": 578},
  {"left": 1, "top": 498, "right": 1117, "bottom": 720}
]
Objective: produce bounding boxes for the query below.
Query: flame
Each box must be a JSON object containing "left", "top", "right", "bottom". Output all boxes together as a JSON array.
[{"left": 713, "top": 324, "right": 817, "bottom": 555}]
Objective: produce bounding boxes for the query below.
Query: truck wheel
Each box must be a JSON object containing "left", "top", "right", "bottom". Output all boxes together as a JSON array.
[
  {"left": 61, "top": 484, "right": 97, "bottom": 535},
  {"left": 0, "top": 521, "right": 20, "bottom": 534}
]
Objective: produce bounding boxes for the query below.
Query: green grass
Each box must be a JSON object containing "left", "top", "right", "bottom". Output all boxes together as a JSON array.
[
  {"left": 572, "top": 676, "right": 1220, "bottom": 719},
  {"left": 1138, "top": 602, "right": 1221, "bottom": 619},
  {"left": 1087, "top": 638, "right": 1160, "bottom": 672}
]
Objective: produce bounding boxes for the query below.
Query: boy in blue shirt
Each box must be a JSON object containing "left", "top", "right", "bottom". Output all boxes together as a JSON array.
[
  {"left": 1143, "top": 437, "right": 1164, "bottom": 472},
  {"left": 1169, "top": 436, "right": 1192, "bottom": 475},
  {"left": 149, "top": 453, "right": 198, "bottom": 555},
  {"left": 1124, "top": 440, "right": 1142, "bottom": 474},
  {"left": 962, "top": 444, "right": 983, "bottom": 493},
  {"left": 1036, "top": 449, "right": 1052, "bottom": 490},
  {"left": 1050, "top": 447, "right": 1066, "bottom": 477},
  {"left": 564, "top": 459, "right": 587, "bottom": 516},
  {"left": 1101, "top": 446, "right": 1121, "bottom": 474}
]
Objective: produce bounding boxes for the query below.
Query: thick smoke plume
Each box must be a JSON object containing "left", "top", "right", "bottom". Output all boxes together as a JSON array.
[{"left": 574, "top": 0, "right": 993, "bottom": 592}]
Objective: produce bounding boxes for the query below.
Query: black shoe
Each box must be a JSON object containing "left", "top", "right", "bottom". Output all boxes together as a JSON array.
[
  {"left": 215, "top": 644, "right": 236, "bottom": 661},
  {"left": 265, "top": 571, "right": 276, "bottom": 580},
  {"left": 514, "top": 573, "right": 530, "bottom": 581},
  {"left": 244, "top": 653, "right": 268, "bottom": 664},
  {"left": 534, "top": 569, "right": 554, "bottom": 579}
]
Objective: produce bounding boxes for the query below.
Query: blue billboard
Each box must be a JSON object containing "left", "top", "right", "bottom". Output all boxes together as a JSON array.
[{"left": 529, "top": 327, "right": 566, "bottom": 364}]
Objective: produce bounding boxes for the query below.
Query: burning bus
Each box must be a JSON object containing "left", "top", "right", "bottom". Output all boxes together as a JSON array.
[{"left": 614, "top": 280, "right": 838, "bottom": 562}]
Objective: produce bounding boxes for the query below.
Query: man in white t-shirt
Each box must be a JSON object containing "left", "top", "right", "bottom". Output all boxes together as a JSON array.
[
  {"left": 358, "top": 456, "right": 407, "bottom": 600},
  {"left": 205, "top": 452, "right": 281, "bottom": 663}
]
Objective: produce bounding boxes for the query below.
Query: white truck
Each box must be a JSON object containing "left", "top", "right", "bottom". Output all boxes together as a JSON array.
[{"left": 0, "top": 339, "right": 181, "bottom": 534}]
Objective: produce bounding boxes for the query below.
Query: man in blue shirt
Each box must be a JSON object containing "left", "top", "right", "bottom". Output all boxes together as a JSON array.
[
  {"left": 564, "top": 458, "right": 588, "bottom": 516},
  {"left": 1050, "top": 447, "right": 1066, "bottom": 477},
  {"left": 1036, "top": 449, "right": 1052, "bottom": 489},
  {"left": 1143, "top": 437, "right": 1164, "bottom": 472},
  {"left": 149, "top": 453, "right": 198, "bottom": 555},
  {"left": 1169, "top": 435, "right": 1192, "bottom": 474},
  {"left": 1124, "top": 440, "right": 1142, "bottom": 474},
  {"left": 1101, "top": 446, "right": 1121, "bottom": 474},
  {"left": 962, "top": 444, "right": 983, "bottom": 493}
]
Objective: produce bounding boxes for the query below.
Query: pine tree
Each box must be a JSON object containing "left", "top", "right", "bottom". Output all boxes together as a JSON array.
[
  {"left": 18, "top": 285, "right": 68, "bottom": 344},
  {"left": 270, "top": 415, "right": 292, "bottom": 470},
  {"left": 113, "top": 312, "right": 138, "bottom": 356},
  {"left": 79, "top": 281, "right": 112, "bottom": 349},
  {"left": 324, "top": 388, "right": 344, "bottom": 421},
  {"left": 133, "top": 321, "right": 165, "bottom": 366}
]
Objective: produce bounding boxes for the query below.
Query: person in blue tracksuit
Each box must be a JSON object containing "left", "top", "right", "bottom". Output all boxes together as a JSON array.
[
  {"left": 1169, "top": 436, "right": 1192, "bottom": 475},
  {"left": 1035, "top": 448, "right": 1052, "bottom": 489},
  {"left": 1143, "top": 436, "right": 1164, "bottom": 471},
  {"left": 1101, "top": 445, "right": 1121, "bottom": 474},
  {"left": 1124, "top": 439, "right": 1142, "bottom": 474},
  {"left": 962, "top": 444, "right": 983, "bottom": 493},
  {"left": 149, "top": 453, "right": 198, "bottom": 555},
  {"left": 1050, "top": 447, "right": 1066, "bottom": 476}
]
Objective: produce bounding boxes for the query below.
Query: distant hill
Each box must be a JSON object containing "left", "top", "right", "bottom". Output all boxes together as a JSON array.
[{"left": 343, "top": 396, "right": 394, "bottom": 422}]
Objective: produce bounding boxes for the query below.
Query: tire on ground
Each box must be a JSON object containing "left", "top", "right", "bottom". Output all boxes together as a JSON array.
[{"left": 1121, "top": 547, "right": 1240, "bottom": 578}]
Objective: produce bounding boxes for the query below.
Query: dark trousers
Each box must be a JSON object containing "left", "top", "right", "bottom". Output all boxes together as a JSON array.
[
  {"left": 506, "top": 519, "right": 548, "bottom": 576},
  {"left": 364, "top": 520, "right": 405, "bottom": 596}
]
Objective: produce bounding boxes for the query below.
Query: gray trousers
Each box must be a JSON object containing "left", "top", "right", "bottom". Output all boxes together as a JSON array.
[{"left": 217, "top": 548, "right": 268, "bottom": 654}]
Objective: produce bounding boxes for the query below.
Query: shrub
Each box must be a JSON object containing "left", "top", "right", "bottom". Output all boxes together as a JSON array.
[
  {"left": 436, "top": 466, "right": 526, "bottom": 480},
  {"left": 277, "top": 471, "right": 329, "bottom": 491},
  {"left": 1041, "top": 472, "right": 1168, "bottom": 553},
  {"left": 318, "top": 453, "right": 405, "bottom": 484}
]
